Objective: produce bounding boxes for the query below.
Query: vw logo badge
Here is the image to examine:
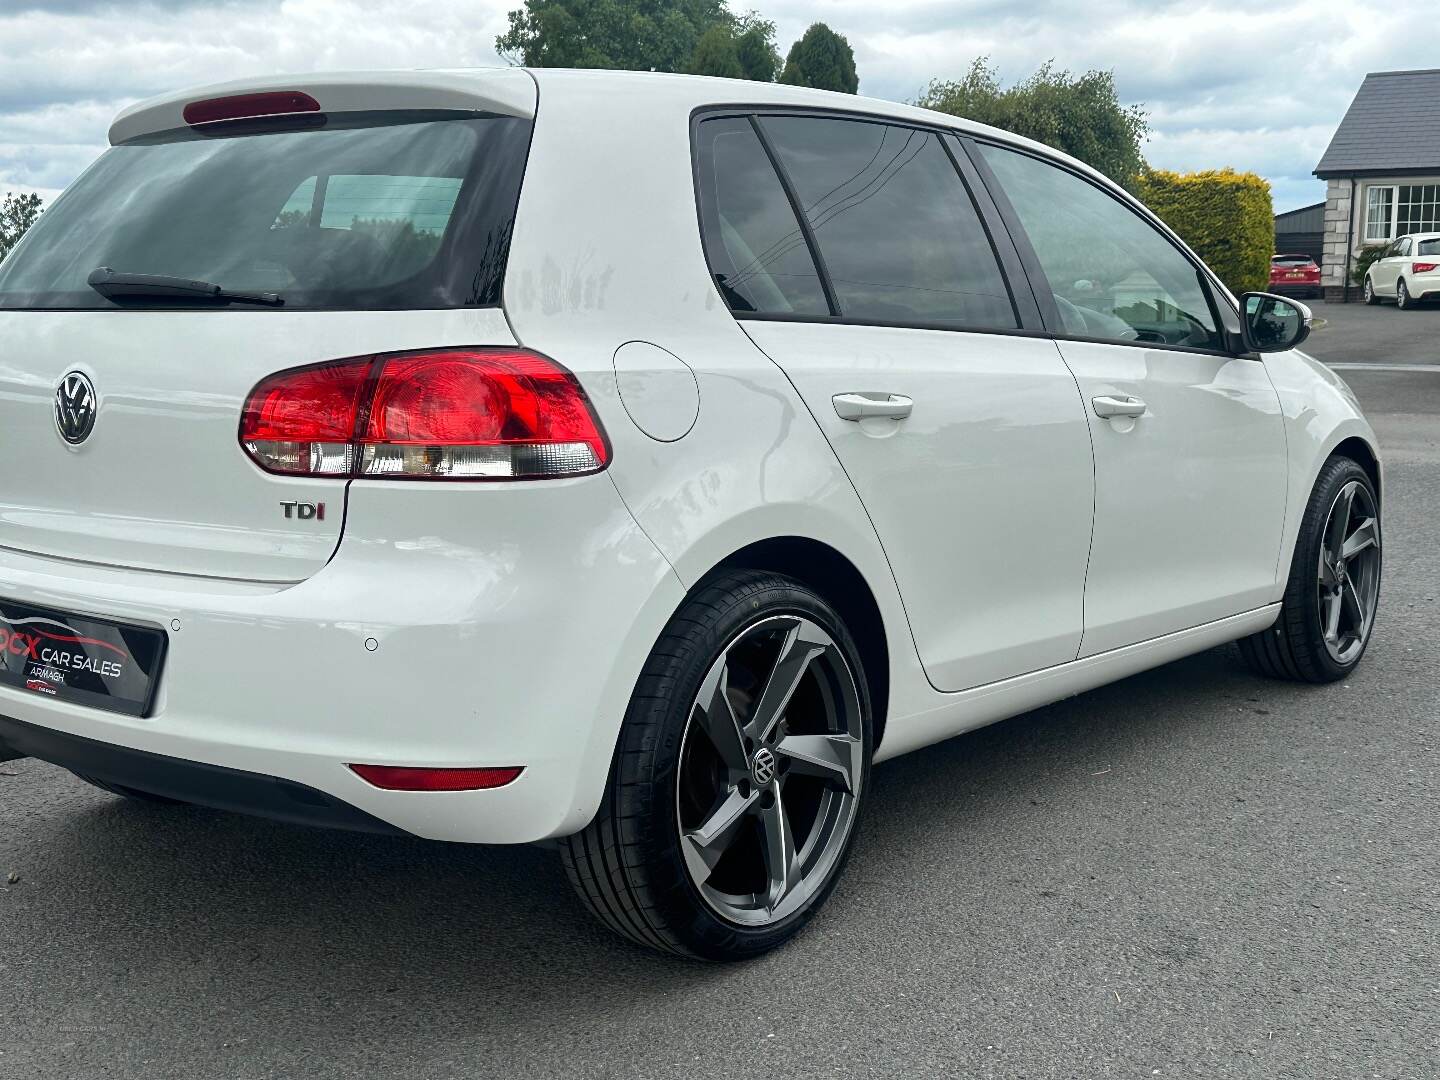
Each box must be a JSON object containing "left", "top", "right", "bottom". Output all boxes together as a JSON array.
[
  {"left": 751, "top": 747, "right": 777, "bottom": 787},
  {"left": 55, "top": 371, "right": 97, "bottom": 445}
]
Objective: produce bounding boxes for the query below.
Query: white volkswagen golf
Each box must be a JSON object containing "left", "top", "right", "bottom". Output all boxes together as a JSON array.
[{"left": 0, "top": 69, "right": 1382, "bottom": 960}]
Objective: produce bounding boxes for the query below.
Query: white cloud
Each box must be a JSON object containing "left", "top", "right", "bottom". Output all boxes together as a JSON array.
[{"left": 1, "top": 0, "right": 1433, "bottom": 211}]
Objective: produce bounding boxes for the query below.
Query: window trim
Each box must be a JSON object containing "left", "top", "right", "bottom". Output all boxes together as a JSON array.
[{"left": 689, "top": 104, "right": 1030, "bottom": 336}]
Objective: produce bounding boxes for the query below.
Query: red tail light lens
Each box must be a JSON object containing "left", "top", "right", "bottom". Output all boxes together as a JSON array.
[
  {"left": 1414, "top": 262, "right": 1438, "bottom": 274},
  {"left": 240, "top": 348, "right": 609, "bottom": 481},
  {"left": 348, "top": 763, "right": 524, "bottom": 791},
  {"left": 183, "top": 91, "right": 321, "bottom": 126}
]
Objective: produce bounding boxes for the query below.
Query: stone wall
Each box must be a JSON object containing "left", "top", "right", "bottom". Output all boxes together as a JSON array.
[{"left": 1321, "top": 178, "right": 1353, "bottom": 303}]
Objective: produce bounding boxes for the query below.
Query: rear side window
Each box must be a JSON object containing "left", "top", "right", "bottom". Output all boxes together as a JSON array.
[
  {"left": 693, "top": 117, "right": 829, "bottom": 316},
  {"left": 0, "top": 113, "right": 531, "bottom": 310},
  {"left": 759, "top": 116, "right": 1016, "bottom": 329}
]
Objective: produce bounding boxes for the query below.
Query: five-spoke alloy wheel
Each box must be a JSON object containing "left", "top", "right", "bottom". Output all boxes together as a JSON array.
[
  {"left": 1316, "top": 478, "right": 1381, "bottom": 665},
  {"left": 561, "top": 570, "right": 873, "bottom": 960},
  {"left": 1239, "top": 455, "right": 1381, "bottom": 682},
  {"left": 677, "top": 614, "right": 864, "bottom": 928}
]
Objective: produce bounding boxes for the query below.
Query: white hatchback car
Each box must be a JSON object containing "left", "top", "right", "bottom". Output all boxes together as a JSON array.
[
  {"left": 1362, "top": 232, "right": 1440, "bottom": 308},
  {"left": 0, "top": 69, "right": 1382, "bottom": 960}
]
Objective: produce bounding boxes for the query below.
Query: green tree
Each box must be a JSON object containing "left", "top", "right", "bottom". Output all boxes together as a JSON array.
[
  {"left": 779, "top": 22, "right": 858, "bottom": 94},
  {"left": 688, "top": 23, "right": 745, "bottom": 78},
  {"left": 496, "top": 0, "right": 731, "bottom": 72},
  {"left": 918, "top": 58, "right": 1148, "bottom": 188},
  {"left": 0, "top": 191, "right": 43, "bottom": 262},
  {"left": 733, "top": 13, "right": 780, "bottom": 82}
]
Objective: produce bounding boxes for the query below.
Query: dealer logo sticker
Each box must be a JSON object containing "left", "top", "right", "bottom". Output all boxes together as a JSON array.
[{"left": 55, "top": 371, "right": 97, "bottom": 445}]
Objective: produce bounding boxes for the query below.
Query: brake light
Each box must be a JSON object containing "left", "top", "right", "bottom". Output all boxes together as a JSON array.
[
  {"left": 348, "top": 764, "right": 524, "bottom": 791},
  {"left": 240, "top": 348, "right": 609, "bottom": 480},
  {"left": 183, "top": 91, "right": 321, "bottom": 126},
  {"left": 1414, "top": 262, "right": 1438, "bottom": 274}
]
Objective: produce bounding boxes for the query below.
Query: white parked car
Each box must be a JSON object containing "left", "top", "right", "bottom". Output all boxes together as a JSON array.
[
  {"left": 1363, "top": 232, "right": 1440, "bottom": 308},
  {"left": 0, "top": 70, "right": 1383, "bottom": 960}
]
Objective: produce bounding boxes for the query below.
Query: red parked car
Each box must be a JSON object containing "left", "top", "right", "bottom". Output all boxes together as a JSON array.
[{"left": 1270, "top": 254, "right": 1322, "bottom": 299}]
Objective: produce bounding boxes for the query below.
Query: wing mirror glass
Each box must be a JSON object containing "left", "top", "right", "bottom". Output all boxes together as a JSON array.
[{"left": 1240, "top": 292, "right": 1312, "bottom": 353}]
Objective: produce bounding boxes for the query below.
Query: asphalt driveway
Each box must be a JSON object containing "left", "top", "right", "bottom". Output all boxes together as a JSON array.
[{"left": 1, "top": 300, "right": 1437, "bottom": 1079}]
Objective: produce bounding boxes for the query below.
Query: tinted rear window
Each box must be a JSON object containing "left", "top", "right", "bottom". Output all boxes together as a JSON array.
[
  {"left": 1419, "top": 239, "right": 1440, "bottom": 257},
  {"left": 0, "top": 113, "right": 531, "bottom": 310},
  {"left": 759, "top": 116, "right": 1017, "bottom": 329}
]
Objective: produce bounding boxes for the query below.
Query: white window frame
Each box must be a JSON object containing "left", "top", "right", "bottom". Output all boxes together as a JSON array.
[
  {"left": 1364, "top": 185, "right": 1396, "bottom": 243},
  {"left": 1364, "top": 182, "right": 1440, "bottom": 243}
]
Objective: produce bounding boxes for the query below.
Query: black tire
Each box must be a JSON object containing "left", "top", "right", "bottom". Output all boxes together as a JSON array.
[
  {"left": 1396, "top": 279, "right": 1412, "bottom": 310},
  {"left": 1362, "top": 276, "right": 1378, "bottom": 305},
  {"left": 559, "top": 570, "right": 873, "bottom": 961},
  {"left": 70, "top": 771, "right": 184, "bottom": 803},
  {"left": 1237, "top": 456, "right": 1381, "bottom": 683}
]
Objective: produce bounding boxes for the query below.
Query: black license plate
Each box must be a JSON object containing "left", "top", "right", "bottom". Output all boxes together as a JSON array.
[{"left": 0, "top": 599, "right": 166, "bottom": 717}]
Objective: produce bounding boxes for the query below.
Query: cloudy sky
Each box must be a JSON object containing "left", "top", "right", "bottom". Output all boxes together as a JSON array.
[{"left": 1, "top": 0, "right": 1433, "bottom": 212}]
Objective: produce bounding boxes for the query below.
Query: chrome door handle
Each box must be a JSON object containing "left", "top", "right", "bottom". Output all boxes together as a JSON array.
[
  {"left": 833, "top": 392, "right": 913, "bottom": 421},
  {"left": 1091, "top": 395, "right": 1147, "bottom": 419}
]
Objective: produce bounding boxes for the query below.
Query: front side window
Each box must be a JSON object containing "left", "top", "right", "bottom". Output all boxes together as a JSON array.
[
  {"left": 759, "top": 116, "right": 1016, "bottom": 329},
  {"left": 979, "top": 143, "right": 1221, "bottom": 350},
  {"left": 1365, "top": 186, "right": 1396, "bottom": 243},
  {"left": 0, "top": 113, "right": 531, "bottom": 310}
]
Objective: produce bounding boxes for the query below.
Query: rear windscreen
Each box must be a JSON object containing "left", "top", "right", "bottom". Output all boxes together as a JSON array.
[
  {"left": 1419, "top": 239, "right": 1440, "bottom": 257},
  {"left": 0, "top": 112, "right": 532, "bottom": 310}
]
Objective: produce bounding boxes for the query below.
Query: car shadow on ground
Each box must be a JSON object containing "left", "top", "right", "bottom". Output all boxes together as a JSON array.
[{"left": 28, "top": 643, "right": 1312, "bottom": 1014}]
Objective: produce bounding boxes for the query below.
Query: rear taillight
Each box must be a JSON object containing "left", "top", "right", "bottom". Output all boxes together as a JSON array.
[
  {"left": 1414, "top": 262, "right": 1438, "bottom": 274},
  {"left": 240, "top": 348, "right": 610, "bottom": 481}
]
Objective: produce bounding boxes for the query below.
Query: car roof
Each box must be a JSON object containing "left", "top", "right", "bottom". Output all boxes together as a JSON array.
[{"left": 111, "top": 66, "right": 1110, "bottom": 190}]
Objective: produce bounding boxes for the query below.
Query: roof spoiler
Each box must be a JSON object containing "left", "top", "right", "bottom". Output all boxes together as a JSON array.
[{"left": 109, "top": 68, "right": 536, "bottom": 145}]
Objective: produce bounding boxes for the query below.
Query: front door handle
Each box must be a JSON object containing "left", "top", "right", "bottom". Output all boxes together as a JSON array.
[
  {"left": 1091, "top": 394, "right": 1147, "bottom": 419},
  {"left": 833, "top": 392, "right": 913, "bottom": 422}
]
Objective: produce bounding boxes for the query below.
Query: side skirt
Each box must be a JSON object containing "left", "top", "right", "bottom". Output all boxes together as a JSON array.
[{"left": 874, "top": 604, "right": 1282, "bottom": 762}]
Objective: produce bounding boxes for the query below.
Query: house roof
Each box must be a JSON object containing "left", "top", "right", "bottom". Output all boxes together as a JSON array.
[{"left": 1314, "top": 68, "right": 1440, "bottom": 178}]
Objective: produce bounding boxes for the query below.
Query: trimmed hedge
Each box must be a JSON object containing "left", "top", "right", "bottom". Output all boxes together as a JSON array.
[{"left": 1134, "top": 168, "right": 1273, "bottom": 295}]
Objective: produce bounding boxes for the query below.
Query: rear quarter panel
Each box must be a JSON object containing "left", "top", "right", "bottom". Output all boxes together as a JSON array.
[{"left": 501, "top": 72, "right": 936, "bottom": 758}]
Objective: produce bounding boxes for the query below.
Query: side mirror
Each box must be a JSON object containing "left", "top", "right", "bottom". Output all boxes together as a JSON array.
[{"left": 1239, "top": 291, "right": 1312, "bottom": 353}]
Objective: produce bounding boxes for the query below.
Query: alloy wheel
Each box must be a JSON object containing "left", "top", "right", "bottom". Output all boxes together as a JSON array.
[
  {"left": 1397, "top": 281, "right": 1410, "bottom": 309},
  {"left": 1316, "top": 479, "right": 1381, "bottom": 665},
  {"left": 676, "top": 614, "right": 863, "bottom": 928},
  {"left": 1363, "top": 278, "right": 1373, "bottom": 304}
]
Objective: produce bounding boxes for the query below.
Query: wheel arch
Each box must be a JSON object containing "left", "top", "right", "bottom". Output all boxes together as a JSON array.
[
  {"left": 699, "top": 536, "right": 892, "bottom": 751},
  {"left": 1331, "top": 435, "right": 1382, "bottom": 503}
]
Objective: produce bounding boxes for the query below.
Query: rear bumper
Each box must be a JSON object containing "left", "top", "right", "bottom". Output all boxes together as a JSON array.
[
  {"left": 0, "top": 475, "right": 685, "bottom": 843},
  {"left": 0, "top": 714, "right": 403, "bottom": 834}
]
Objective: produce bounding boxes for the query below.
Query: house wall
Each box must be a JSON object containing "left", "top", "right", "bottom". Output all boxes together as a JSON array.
[{"left": 1322, "top": 174, "right": 1440, "bottom": 301}]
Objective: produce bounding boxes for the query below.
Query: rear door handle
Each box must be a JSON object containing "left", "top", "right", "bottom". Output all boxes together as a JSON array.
[
  {"left": 833, "top": 392, "right": 913, "bottom": 422},
  {"left": 1091, "top": 394, "right": 1147, "bottom": 419}
]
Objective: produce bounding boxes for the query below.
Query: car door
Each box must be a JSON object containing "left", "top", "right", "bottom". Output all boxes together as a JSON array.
[
  {"left": 1376, "top": 237, "right": 1408, "bottom": 294},
  {"left": 971, "top": 140, "right": 1288, "bottom": 656},
  {"left": 692, "top": 113, "right": 1095, "bottom": 692}
]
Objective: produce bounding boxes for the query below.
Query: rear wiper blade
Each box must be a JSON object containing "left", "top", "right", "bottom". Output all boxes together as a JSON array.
[{"left": 86, "top": 267, "right": 283, "bottom": 307}]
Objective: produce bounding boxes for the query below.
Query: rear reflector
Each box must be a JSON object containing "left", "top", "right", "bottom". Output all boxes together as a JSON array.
[
  {"left": 183, "top": 91, "right": 321, "bottom": 126},
  {"left": 348, "top": 764, "right": 524, "bottom": 791},
  {"left": 1414, "top": 262, "right": 1438, "bottom": 274},
  {"left": 240, "top": 348, "right": 610, "bottom": 481}
]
